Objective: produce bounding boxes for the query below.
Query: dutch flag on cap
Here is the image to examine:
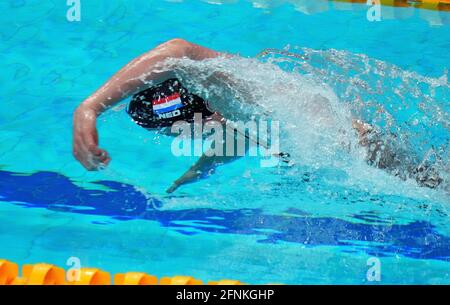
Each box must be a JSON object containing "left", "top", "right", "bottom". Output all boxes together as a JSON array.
[{"left": 152, "top": 93, "right": 184, "bottom": 114}]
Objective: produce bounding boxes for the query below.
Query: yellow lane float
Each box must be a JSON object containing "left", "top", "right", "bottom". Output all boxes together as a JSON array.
[
  {"left": 12, "top": 263, "right": 66, "bottom": 285},
  {"left": 114, "top": 272, "right": 158, "bottom": 285},
  {"left": 208, "top": 279, "right": 245, "bottom": 285},
  {"left": 334, "top": 0, "right": 450, "bottom": 11},
  {"left": 70, "top": 268, "right": 111, "bottom": 285},
  {"left": 160, "top": 275, "right": 203, "bottom": 285},
  {"left": 0, "top": 260, "right": 18, "bottom": 285},
  {"left": 0, "top": 259, "right": 251, "bottom": 285}
]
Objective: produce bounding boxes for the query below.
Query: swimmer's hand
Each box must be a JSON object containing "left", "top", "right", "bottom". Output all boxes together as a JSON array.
[
  {"left": 73, "top": 105, "right": 111, "bottom": 170},
  {"left": 166, "top": 167, "right": 209, "bottom": 194},
  {"left": 166, "top": 152, "right": 231, "bottom": 193},
  {"left": 166, "top": 152, "right": 291, "bottom": 193}
]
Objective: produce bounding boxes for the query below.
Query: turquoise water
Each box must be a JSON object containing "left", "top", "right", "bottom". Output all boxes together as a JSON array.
[{"left": 0, "top": 0, "right": 449, "bottom": 284}]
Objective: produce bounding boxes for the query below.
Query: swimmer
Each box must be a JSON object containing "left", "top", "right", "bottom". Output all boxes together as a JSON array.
[
  {"left": 73, "top": 38, "right": 442, "bottom": 192},
  {"left": 73, "top": 38, "right": 258, "bottom": 193}
]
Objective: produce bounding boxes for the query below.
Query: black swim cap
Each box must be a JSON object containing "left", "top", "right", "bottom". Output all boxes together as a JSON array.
[{"left": 127, "top": 78, "right": 214, "bottom": 129}]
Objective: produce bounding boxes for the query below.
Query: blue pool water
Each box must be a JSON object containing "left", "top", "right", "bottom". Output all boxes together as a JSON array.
[{"left": 0, "top": 0, "right": 449, "bottom": 284}]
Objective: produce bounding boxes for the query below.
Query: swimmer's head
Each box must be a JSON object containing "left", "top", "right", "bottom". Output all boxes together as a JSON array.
[{"left": 127, "top": 78, "right": 214, "bottom": 129}]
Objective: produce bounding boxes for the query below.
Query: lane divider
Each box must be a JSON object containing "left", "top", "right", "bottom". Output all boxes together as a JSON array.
[
  {"left": 333, "top": 0, "right": 450, "bottom": 11},
  {"left": 71, "top": 268, "right": 111, "bottom": 285},
  {"left": 0, "top": 260, "right": 18, "bottom": 285},
  {"left": 114, "top": 272, "right": 158, "bottom": 285},
  {"left": 0, "top": 259, "right": 251, "bottom": 285},
  {"left": 209, "top": 280, "right": 244, "bottom": 285},
  {"left": 160, "top": 276, "right": 204, "bottom": 285},
  {"left": 15, "top": 263, "right": 66, "bottom": 285}
]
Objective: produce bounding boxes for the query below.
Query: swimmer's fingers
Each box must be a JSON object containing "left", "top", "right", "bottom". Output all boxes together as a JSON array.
[
  {"left": 166, "top": 177, "right": 187, "bottom": 194},
  {"left": 87, "top": 149, "right": 111, "bottom": 170},
  {"left": 76, "top": 136, "right": 110, "bottom": 170},
  {"left": 166, "top": 168, "right": 202, "bottom": 193},
  {"left": 166, "top": 183, "right": 180, "bottom": 194},
  {"left": 92, "top": 148, "right": 110, "bottom": 163}
]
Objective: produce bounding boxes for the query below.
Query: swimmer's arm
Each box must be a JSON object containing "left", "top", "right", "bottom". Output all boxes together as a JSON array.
[
  {"left": 73, "top": 39, "right": 222, "bottom": 170},
  {"left": 166, "top": 113, "right": 236, "bottom": 193},
  {"left": 166, "top": 112, "right": 290, "bottom": 193},
  {"left": 81, "top": 39, "right": 221, "bottom": 114},
  {"left": 166, "top": 147, "right": 289, "bottom": 194}
]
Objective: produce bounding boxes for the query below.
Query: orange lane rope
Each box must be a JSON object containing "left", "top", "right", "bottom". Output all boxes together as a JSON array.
[{"left": 0, "top": 259, "right": 253, "bottom": 285}]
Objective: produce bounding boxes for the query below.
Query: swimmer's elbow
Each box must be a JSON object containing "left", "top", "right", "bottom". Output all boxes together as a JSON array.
[
  {"left": 160, "top": 38, "right": 194, "bottom": 58},
  {"left": 159, "top": 38, "right": 220, "bottom": 60},
  {"left": 166, "top": 38, "right": 191, "bottom": 48}
]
